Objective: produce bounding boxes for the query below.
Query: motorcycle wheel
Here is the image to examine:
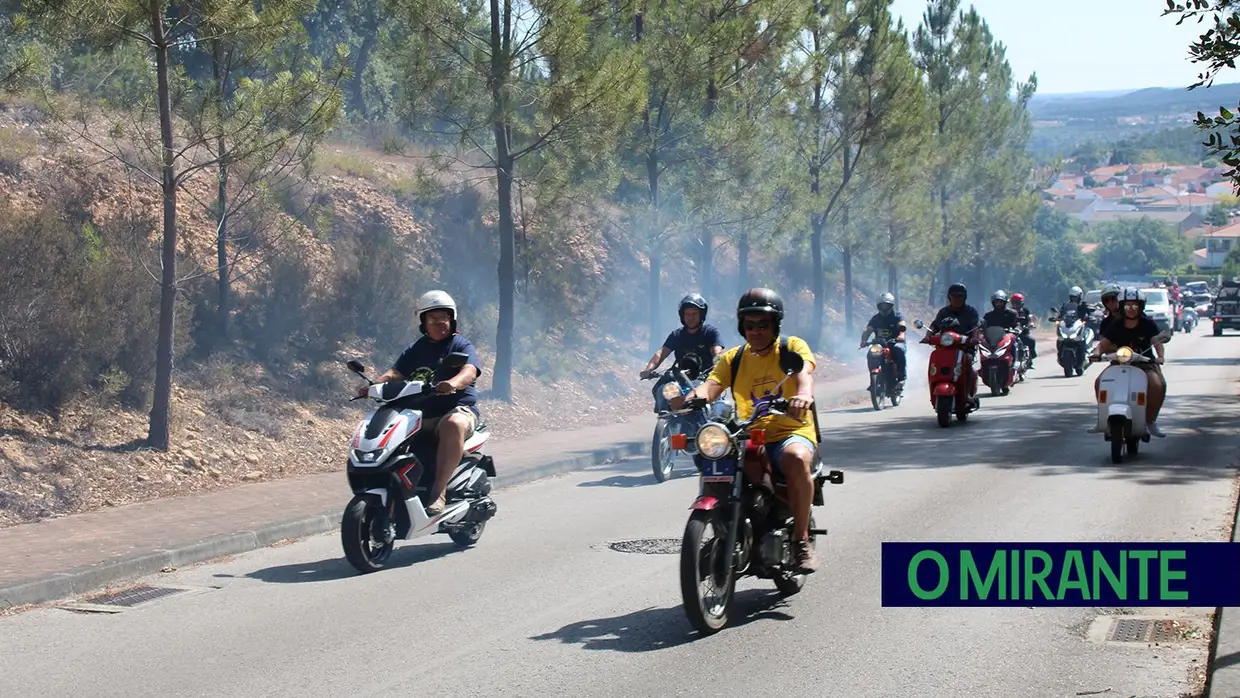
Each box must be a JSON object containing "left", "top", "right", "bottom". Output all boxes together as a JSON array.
[
  {"left": 651, "top": 421, "right": 674, "bottom": 483},
  {"left": 773, "top": 515, "right": 817, "bottom": 597},
  {"left": 935, "top": 396, "right": 952, "bottom": 428},
  {"left": 341, "top": 495, "right": 393, "bottom": 574},
  {"left": 449, "top": 520, "right": 486, "bottom": 547},
  {"left": 870, "top": 373, "right": 884, "bottom": 411},
  {"left": 1109, "top": 416, "right": 1127, "bottom": 464},
  {"left": 680, "top": 510, "right": 735, "bottom": 635}
]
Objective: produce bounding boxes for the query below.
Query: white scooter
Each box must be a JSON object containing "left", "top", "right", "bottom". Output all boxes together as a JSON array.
[{"left": 1089, "top": 329, "right": 1172, "bottom": 464}]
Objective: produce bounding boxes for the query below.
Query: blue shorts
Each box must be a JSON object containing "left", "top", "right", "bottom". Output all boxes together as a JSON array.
[{"left": 764, "top": 434, "right": 817, "bottom": 475}]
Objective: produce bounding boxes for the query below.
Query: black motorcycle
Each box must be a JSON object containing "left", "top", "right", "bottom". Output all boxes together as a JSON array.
[
  {"left": 862, "top": 337, "right": 902, "bottom": 410},
  {"left": 644, "top": 354, "right": 732, "bottom": 482}
]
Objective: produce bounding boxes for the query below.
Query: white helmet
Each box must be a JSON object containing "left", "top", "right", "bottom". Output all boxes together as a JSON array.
[
  {"left": 1069, "top": 285, "right": 1083, "bottom": 300},
  {"left": 415, "top": 290, "right": 457, "bottom": 333}
]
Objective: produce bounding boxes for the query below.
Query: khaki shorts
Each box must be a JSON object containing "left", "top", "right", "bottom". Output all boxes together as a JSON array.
[{"left": 421, "top": 405, "right": 478, "bottom": 439}]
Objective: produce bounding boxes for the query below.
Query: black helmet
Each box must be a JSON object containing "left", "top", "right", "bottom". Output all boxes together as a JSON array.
[
  {"left": 736, "top": 287, "right": 785, "bottom": 337},
  {"left": 678, "top": 293, "right": 708, "bottom": 324},
  {"left": 947, "top": 283, "right": 967, "bottom": 300}
]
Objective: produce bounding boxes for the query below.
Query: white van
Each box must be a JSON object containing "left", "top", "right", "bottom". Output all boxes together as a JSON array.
[{"left": 1141, "top": 288, "right": 1174, "bottom": 332}]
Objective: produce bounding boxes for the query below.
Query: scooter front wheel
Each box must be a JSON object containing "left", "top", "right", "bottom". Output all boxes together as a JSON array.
[{"left": 341, "top": 495, "right": 394, "bottom": 574}]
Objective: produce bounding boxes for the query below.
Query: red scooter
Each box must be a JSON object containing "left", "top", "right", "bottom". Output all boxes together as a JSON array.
[
  {"left": 978, "top": 325, "right": 1018, "bottom": 396},
  {"left": 912, "top": 318, "right": 980, "bottom": 428}
]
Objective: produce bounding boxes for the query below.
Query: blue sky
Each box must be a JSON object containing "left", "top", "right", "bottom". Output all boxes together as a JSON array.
[{"left": 888, "top": 0, "right": 1223, "bottom": 95}]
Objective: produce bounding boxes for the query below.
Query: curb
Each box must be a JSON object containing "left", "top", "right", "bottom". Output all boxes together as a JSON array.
[
  {"left": 1205, "top": 475, "right": 1240, "bottom": 697},
  {"left": 0, "top": 388, "right": 871, "bottom": 611}
]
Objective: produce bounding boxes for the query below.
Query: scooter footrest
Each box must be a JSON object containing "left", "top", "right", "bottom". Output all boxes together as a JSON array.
[{"left": 809, "top": 528, "right": 829, "bottom": 536}]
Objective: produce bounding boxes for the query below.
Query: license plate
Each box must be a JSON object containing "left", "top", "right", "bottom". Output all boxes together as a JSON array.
[{"left": 699, "top": 457, "right": 736, "bottom": 483}]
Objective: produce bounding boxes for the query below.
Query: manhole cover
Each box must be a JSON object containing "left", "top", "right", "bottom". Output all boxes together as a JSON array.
[
  {"left": 83, "top": 584, "right": 189, "bottom": 607},
  {"left": 1108, "top": 618, "right": 1184, "bottom": 644},
  {"left": 607, "top": 538, "right": 681, "bottom": 554}
]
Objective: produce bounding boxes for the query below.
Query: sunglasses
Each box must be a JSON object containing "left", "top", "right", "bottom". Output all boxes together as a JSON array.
[{"left": 742, "top": 320, "right": 772, "bottom": 331}]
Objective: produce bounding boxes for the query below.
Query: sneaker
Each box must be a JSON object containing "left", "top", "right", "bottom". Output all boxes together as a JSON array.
[
  {"left": 1086, "top": 425, "right": 1101, "bottom": 434},
  {"left": 426, "top": 494, "right": 446, "bottom": 516},
  {"left": 1148, "top": 422, "right": 1166, "bottom": 438},
  {"left": 793, "top": 539, "right": 820, "bottom": 575}
]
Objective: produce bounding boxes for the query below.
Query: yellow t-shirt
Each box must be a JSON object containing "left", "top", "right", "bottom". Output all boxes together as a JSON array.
[{"left": 707, "top": 335, "right": 818, "bottom": 444}]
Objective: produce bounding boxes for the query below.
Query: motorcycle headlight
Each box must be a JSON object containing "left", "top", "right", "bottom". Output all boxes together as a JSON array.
[
  {"left": 869, "top": 344, "right": 883, "bottom": 356},
  {"left": 660, "top": 382, "right": 682, "bottom": 401},
  {"left": 695, "top": 423, "right": 732, "bottom": 460},
  {"left": 940, "top": 334, "right": 955, "bottom": 346},
  {"left": 1115, "top": 347, "right": 1133, "bottom": 364}
]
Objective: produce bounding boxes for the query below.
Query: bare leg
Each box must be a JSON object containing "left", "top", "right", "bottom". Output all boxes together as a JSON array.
[{"left": 428, "top": 412, "right": 470, "bottom": 512}]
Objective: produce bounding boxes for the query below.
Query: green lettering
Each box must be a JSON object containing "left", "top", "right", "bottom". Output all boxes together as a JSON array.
[
  {"left": 1057, "top": 550, "right": 1091, "bottom": 600},
  {"left": 1092, "top": 550, "right": 1126, "bottom": 600},
  {"left": 1130, "top": 550, "right": 1157, "bottom": 600},
  {"left": 1159, "top": 550, "right": 1189, "bottom": 601},
  {"left": 1011, "top": 547, "right": 1020, "bottom": 600},
  {"left": 908, "top": 550, "right": 949, "bottom": 600},
  {"left": 1024, "top": 550, "right": 1055, "bottom": 600},
  {"left": 962, "top": 550, "right": 1005, "bottom": 600}
]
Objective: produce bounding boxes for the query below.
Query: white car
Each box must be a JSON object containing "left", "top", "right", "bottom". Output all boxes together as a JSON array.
[{"left": 1141, "top": 288, "right": 1174, "bottom": 332}]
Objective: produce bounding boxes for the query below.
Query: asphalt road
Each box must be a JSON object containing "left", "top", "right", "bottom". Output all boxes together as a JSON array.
[{"left": 4, "top": 328, "right": 1239, "bottom": 698}]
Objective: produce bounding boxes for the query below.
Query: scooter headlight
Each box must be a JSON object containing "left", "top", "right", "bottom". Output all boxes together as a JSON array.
[
  {"left": 1115, "top": 346, "right": 1133, "bottom": 364},
  {"left": 940, "top": 333, "right": 955, "bottom": 346},
  {"left": 868, "top": 344, "right": 883, "bottom": 356},
  {"left": 661, "top": 382, "right": 682, "bottom": 401},
  {"left": 695, "top": 423, "right": 732, "bottom": 460}
]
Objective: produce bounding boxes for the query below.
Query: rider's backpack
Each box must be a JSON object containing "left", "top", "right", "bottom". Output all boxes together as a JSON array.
[{"left": 726, "top": 338, "right": 822, "bottom": 445}]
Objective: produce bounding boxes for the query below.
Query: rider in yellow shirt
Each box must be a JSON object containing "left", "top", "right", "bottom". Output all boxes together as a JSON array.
[{"left": 675, "top": 288, "right": 821, "bottom": 574}]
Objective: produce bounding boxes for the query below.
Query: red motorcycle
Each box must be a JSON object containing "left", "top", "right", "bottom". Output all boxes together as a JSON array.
[
  {"left": 978, "top": 325, "right": 1018, "bottom": 396},
  {"left": 913, "top": 318, "right": 979, "bottom": 428}
]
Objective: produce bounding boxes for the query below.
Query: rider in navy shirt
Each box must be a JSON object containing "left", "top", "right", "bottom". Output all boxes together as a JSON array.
[
  {"left": 392, "top": 332, "right": 482, "bottom": 420},
  {"left": 357, "top": 290, "right": 484, "bottom": 515},
  {"left": 640, "top": 293, "right": 724, "bottom": 381},
  {"left": 860, "top": 292, "right": 907, "bottom": 385}
]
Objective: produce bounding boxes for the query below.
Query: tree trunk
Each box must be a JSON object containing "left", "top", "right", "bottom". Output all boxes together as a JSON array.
[
  {"left": 841, "top": 208, "right": 853, "bottom": 335},
  {"left": 738, "top": 232, "right": 749, "bottom": 294},
  {"left": 843, "top": 247, "right": 854, "bottom": 336},
  {"left": 810, "top": 213, "right": 825, "bottom": 347},
  {"left": 888, "top": 264, "right": 899, "bottom": 308},
  {"left": 350, "top": 8, "right": 379, "bottom": 118},
  {"left": 939, "top": 184, "right": 953, "bottom": 293},
  {"left": 646, "top": 148, "right": 662, "bottom": 351},
  {"left": 213, "top": 39, "right": 230, "bottom": 347},
  {"left": 488, "top": 0, "right": 516, "bottom": 401},
  {"left": 973, "top": 230, "right": 985, "bottom": 294},
  {"left": 147, "top": 6, "right": 178, "bottom": 451},
  {"left": 699, "top": 231, "right": 712, "bottom": 300}
]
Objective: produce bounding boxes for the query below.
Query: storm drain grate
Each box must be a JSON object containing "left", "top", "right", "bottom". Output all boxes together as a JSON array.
[
  {"left": 607, "top": 538, "right": 682, "bottom": 555},
  {"left": 1108, "top": 618, "right": 1183, "bottom": 644},
  {"left": 81, "top": 584, "right": 189, "bottom": 608}
]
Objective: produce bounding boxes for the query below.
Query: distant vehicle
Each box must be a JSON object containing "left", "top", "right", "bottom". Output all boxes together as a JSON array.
[{"left": 1141, "top": 288, "right": 1174, "bottom": 333}]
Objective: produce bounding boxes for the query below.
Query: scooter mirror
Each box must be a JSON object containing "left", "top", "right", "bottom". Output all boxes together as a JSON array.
[
  {"left": 346, "top": 359, "right": 366, "bottom": 375},
  {"left": 913, "top": 319, "right": 925, "bottom": 329}
]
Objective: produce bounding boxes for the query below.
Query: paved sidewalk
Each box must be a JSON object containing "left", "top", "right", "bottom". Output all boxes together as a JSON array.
[{"left": 0, "top": 380, "right": 871, "bottom": 610}]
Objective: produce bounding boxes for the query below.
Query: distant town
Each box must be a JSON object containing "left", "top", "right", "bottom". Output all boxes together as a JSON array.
[{"left": 1040, "top": 162, "right": 1240, "bottom": 270}]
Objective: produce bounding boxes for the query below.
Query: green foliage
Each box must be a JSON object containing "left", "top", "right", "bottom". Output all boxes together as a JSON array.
[{"left": 1092, "top": 216, "right": 1193, "bottom": 276}]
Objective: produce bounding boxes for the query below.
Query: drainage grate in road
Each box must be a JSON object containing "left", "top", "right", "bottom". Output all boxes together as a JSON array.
[
  {"left": 607, "top": 538, "right": 681, "bottom": 554},
  {"left": 82, "top": 584, "right": 190, "bottom": 608},
  {"left": 1108, "top": 617, "right": 1183, "bottom": 644}
]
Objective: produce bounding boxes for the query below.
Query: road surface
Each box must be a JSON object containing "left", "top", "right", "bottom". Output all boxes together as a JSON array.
[{"left": 3, "top": 329, "right": 1238, "bottom": 698}]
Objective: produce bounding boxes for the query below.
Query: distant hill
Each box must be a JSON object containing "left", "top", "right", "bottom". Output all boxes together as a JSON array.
[{"left": 1030, "top": 83, "right": 1240, "bottom": 121}]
